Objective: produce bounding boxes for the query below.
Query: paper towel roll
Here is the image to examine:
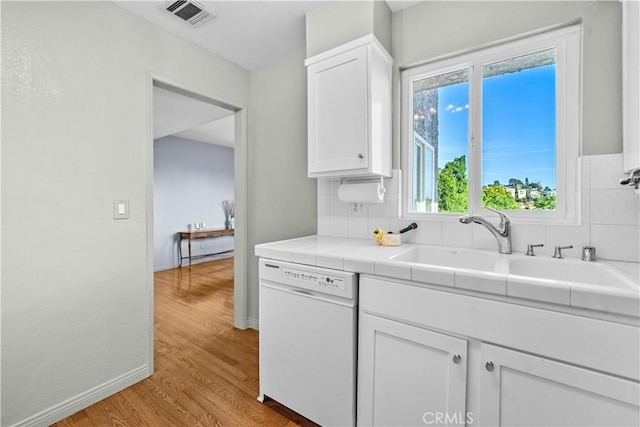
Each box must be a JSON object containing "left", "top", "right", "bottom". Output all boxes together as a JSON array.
[{"left": 337, "top": 182, "right": 386, "bottom": 204}]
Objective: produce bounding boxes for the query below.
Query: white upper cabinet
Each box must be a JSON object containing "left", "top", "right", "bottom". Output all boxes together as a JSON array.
[
  {"left": 623, "top": 0, "right": 640, "bottom": 172},
  {"left": 306, "top": 35, "right": 392, "bottom": 178}
]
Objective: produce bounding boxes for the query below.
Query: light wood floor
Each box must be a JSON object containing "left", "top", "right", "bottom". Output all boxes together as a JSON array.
[{"left": 54, "top": 258, "right": 303, "bottom": 427}]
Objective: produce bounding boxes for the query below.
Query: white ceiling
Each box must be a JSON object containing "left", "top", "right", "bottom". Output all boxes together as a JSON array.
[
  {"left": 114, "top": 0, "right": 420, "bottom": 70},
  {"left": 129, "top": 1, "right": 421, "bottom": 147},
  {"left": 114, "top": 0, "right": 326, "bottom": 71},
  {"left": 153, "top": 86, "right": 235, "bottom": 147},
  {"left": 174, "top": 115, "right": 235, "bottom": 147}
]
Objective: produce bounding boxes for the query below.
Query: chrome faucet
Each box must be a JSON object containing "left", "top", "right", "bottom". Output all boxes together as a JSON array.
[
  {"left": 459, "top": 207, "right": 512, "bottom": 254},
  {"left": 553, "top": 245, "right": 573, "bottom": 259},
  {"left": 526, "top": 243, "right": 544, "bottom": 256}
]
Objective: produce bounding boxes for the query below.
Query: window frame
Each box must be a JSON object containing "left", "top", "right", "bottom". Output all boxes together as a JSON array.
[
  {"left": 401, "top": 25, "right": 581, "bottom": 225},
  {"left": 413, "top": 132, "right": 436, "bottom": 212}
]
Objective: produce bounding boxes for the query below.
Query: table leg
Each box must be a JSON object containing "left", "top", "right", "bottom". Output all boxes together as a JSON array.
[
  {"left": 188, "top": 237, "right": 192, "bottom": 268},
  {"left": 178, "top": 236, "right": 183, "bottom": 268}
]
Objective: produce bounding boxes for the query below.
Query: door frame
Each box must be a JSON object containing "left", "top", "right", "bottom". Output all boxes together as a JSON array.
[{"left": 145, "top": 73, "right": 249, "bottom": 375}]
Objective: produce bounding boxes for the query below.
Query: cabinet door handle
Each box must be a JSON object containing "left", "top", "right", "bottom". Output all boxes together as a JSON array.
[
  {"left": 485, "top": 361, "right": 494, "bottom": 372},
  {"left": 452, "top": 354, "right": 462, "bottom": 364},
  {"left": 357, "top": 153, "right": 364, "bottom": 159}
]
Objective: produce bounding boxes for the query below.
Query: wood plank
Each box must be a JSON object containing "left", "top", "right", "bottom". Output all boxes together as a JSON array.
[
  {"left": 52, "top": 258, "right": 314, "bottom": 426},
  {"left": 83, "top": 399, "right": 131, "bottom": 427}
]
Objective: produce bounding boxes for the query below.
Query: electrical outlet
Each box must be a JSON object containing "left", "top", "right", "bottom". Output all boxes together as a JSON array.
[{"left": 351, "top": 202, "right": 367, "bottom": 216}]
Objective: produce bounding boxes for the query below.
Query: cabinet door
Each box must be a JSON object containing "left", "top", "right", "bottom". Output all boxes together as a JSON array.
[
  {"left": 308, "top": 45, "right": 369, "bottom": 175},
  {"left": 358, "top": 313, "right": 468, "bottom": 426},
  {"left": 479, "top": 343, "right": 640, "bottom": 426}
]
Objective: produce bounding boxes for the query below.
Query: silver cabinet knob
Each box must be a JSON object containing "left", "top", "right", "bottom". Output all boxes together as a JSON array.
[
  {"left": 485, "top": 361, "right": 494, "bottom": 372},
  {"left": 357, "top": 153, "right": 364, "bottom": 159},
  {"left": 453, "top": 354, "right": 462, "bottom": 364}
]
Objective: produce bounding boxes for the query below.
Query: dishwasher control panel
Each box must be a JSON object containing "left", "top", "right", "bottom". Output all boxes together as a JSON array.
[
  {"left": 282, "top": 267, "right": 346, "bottom": 290},
  {"left": 259, "top": 259, "right": 357, "bottom": 300}
]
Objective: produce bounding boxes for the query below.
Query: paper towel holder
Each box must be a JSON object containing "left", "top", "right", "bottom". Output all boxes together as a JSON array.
[
  {"left": 338, "top": 177, "right": 386, "bottom": 204},
  {"left": 339, "top": 176, "right": 386, "bottom": 190}
]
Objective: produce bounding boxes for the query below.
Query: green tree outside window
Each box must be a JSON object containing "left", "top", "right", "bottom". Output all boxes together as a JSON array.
[{"left": 437, "top": 155, "right": 468, "bottom": 213}]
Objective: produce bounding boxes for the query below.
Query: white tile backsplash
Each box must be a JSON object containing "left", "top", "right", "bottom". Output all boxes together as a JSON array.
[
  {"left": 472, "top": 225, "right": 499, "bottom": 251},
  {"left": 367, "top": 199, "right": 391, "bottom": 217},
  {"left": 581, "top": 189, "right": 591, "bottom": 225},
  {"left": 384, "top": 169, "right": 401, "bottom": 194},
  {"left": 413, "top": 220, "right": 443, "bottom": 246},
  {"left": 329, "top": 215, "right": 348, "bottom": 237},
  {"left": 591, "top": 188, "right": 640, "bottom": 225},
  {"left": 347, "top": 216, "right": 369, "bottom": 239},
  {"left": 510, "top": 223, "right": 547, "bottom": 255},
  {"left": 317, "top": 215, "right": 331, "bottom": 235},
  {"left": 317, "top": 178, "right": 332, "bottom": 196},
  {"left": 580, "top": 156, "right": 591, "bottom": 190},
  {"left": 442, "top": 220, "right": 473, "bottom": 248},
  {"left": 590, "top": 153, "right": 629, "bottom": 190},
  {"left": 317, "top": 154, "right": 640, "bottom": 263},
  {"left": 591, "top": 224, "right": 640, "bottom": 262},
  {"left": 317, "top": 194, "right": 330, "bottom": 216},
  {"left": 330, "top": 194, "right": 349, "bottom": 216}
]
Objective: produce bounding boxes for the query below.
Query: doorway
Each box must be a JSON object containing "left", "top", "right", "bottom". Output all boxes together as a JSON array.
[
  {"left": 152, "top": 85, "right": 235, "bottom": 270},
  {"left": 147, "top": 77, "right": 249, "bottom": 374}
]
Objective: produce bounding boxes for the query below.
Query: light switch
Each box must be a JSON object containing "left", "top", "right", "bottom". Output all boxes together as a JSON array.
[{"left": 113, "top": 199, "right": 129, "bottom": 219}]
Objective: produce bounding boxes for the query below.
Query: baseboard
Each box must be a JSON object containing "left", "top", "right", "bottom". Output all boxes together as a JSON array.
[
  {"left": 154, "top": 252, "right": 234, "bottom": 272},
  {"left": 13, "top": 364, "right": 149, "bottom": 427},
  {"left": 248, "top": 316, "right": 259, "bottom": 330}
]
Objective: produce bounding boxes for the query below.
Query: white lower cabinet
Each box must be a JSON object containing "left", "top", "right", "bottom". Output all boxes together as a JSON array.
[
  {"left": 358, "top": 313, "right": 468, "bottom": 426},
  {"left": 479, "top": 343, "right": 640, "bottom": 427},
  {"left": 358, "top": 275, "right": 640, "bottom": 427}
]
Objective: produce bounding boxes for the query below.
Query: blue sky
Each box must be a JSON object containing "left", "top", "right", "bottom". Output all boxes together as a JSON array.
[{"left": 437, "top": 65, "right": 557, "bottom": 189}]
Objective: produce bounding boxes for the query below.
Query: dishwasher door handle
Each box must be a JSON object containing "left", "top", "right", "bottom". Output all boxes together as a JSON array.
[
  {"left": 292, "top": 289, "right": 314, "bottom": 297},
  {"left": 260, "top": 282, "right": 356, "bottom": 308}
]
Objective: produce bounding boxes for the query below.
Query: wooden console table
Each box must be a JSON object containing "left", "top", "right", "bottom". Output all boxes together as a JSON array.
[{"left": 177, "top": 228, "right": 234, "bottom": 267}]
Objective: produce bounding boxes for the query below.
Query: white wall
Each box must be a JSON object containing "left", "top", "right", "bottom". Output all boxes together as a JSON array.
[
  {"left": 248, "top": 48, "right": 318, "bottom": 327},
  {"left": 154, "top": 136, "right": 234, "bottom": 271},
  {"left": 1, "top": 2, "right": 249, "bottom": 425},
  {"left": 305, "top": 0, "right": 392, "bottom": 58},
  {"left": 392, "top": 0, "right": 622, "bottom": 161}
]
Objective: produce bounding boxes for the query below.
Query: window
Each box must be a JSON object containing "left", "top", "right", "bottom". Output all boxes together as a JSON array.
[
  {"left": 402, "top": 25, "right": 580, "bottom": 223},
  {"left": 413, "top": 133, "right": 436, "bottom": 212}
]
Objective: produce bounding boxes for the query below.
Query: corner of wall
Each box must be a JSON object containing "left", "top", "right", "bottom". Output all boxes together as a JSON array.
[{"left": 13, "top": 365, "right": 149, "bottom": 427}]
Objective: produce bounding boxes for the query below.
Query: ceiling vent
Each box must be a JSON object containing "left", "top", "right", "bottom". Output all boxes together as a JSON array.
[{"left": 160, "top": 1, "right": 216, "bottom": 27}]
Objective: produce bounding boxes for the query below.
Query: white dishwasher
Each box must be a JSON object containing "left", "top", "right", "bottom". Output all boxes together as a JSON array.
[{"left": 258, "top": 258, "right": 358, "bottom": 427}]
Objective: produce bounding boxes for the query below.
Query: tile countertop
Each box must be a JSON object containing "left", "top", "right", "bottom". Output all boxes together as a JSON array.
[{"left": 255, "top": 235, "right": 640, "bottom": 320}]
